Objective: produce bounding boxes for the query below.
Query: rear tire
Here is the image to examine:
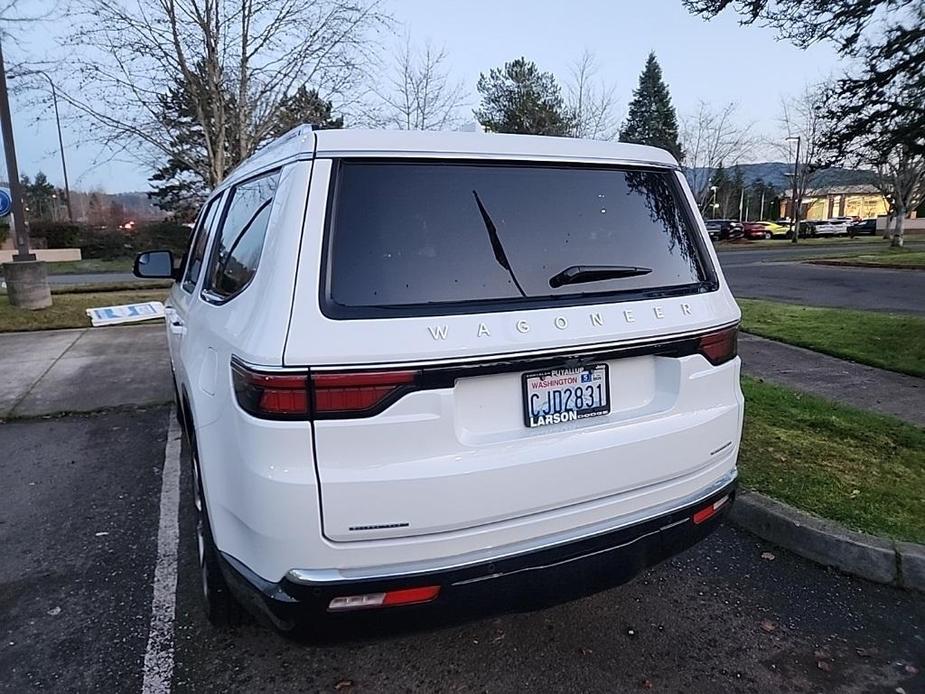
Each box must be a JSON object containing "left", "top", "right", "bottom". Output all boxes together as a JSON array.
[{"left": 189, "top": 424, "right": 244, "bottom": 628}]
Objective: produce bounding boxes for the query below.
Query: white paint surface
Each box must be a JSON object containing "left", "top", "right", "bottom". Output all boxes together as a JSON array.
[{"left": 141, "top": 409, "right": 182, "bottom": 694}]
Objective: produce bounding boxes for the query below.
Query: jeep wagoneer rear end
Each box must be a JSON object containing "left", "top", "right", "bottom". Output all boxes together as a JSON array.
[{"left": 154, "top": 129, "right": 742, "bottom": 630}]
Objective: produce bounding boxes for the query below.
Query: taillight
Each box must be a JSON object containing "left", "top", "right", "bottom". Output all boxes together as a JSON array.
[
  {"left": 231, "top": 359, "right": 421, "bottom": 420},
  {"left": 312, "top": 370, "right": 420, "bottom": 417},
  {"left": 698, "top": 325, "right": 738, "bottom": 365},
  {"left": 231, "top": 360, "right": 310, "bottom": 419}
]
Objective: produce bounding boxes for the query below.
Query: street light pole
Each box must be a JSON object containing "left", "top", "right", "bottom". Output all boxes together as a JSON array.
[
  {"left": 45, "top": 73, "right": 72, "bottom": 223},
  {"left": 710, "top": 185, "right": 718, "bottom": 219},
  {"left": 9, "top": 69, "right": 73, "bottom": 223},
  {"left": 786, "top": 135, "right": 801, "bottom": 244},
  {"left": 0, "top": 36, "right": 34, "bottom": 261}
]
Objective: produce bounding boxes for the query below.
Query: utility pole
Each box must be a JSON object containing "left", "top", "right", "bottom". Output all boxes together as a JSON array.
[
  {"left": 0, "top": 35, "right": 52, "bottom": 309},
  {"left": 738, "top": 187, "right": 745, "bottom": 222},
  {"left": 0, "top": 37, "right": 32, "bottom": 261},
  {"left": 786, "top": 135, "right": 801, "bottom": 244},
  {"left": 759, "top": 190, "right": 766, "bottom": 221}
]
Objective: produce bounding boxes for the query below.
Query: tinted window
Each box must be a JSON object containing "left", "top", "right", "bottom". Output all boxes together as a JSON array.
[
  {"left": 205, "top": 171, "right": 280, "bottom": 299},
  {"left": 182, "top": 196, "right": 223, "bottom": 293},
  {"left": 325, "top": 161, "right": 711, "bottom": 315}
]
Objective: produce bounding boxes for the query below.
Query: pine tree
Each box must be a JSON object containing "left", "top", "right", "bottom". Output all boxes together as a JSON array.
[
  {"left": 149, "top": 68, "right": 343, "bottom": 219},
  {"left": 475, "top": 57, "right": 573, "bottom": 136},
  {"left": 619, "top": 52, "right": 683, "bottom": 162}
]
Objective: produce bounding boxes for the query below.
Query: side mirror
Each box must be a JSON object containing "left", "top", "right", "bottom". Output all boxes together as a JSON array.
[{"left": 134, "top": 250, "right": 178, "bottom": 280}]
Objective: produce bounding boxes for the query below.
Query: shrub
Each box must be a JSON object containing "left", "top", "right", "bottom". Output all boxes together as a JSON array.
[
  {"left": 30, "top": 221, "right": 82, "bottom": 248},
  {"left": 135, "top": 220, "right": 192, "bottom": 257},
  {"left": 30, "top": 220, "right": 193, "bottom": 259}
]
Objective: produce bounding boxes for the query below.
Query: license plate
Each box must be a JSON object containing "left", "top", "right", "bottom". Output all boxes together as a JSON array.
[{"left": 522, "top": 364, "right": 610, "bottom": 428}]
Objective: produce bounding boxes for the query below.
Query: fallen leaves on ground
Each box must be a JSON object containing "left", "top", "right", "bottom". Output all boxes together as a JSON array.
[
  {"left": 761, "top": 551, "right": 776, "bottom": 561},
  {"left": 759, "top": 619, "right": 777, "bottom": 633}
]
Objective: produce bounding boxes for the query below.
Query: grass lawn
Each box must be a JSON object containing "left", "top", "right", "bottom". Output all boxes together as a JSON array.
[
  {"left": 0, "top": 289, "right": 168, "bottom": 332},
  {"left": 35, "top": 258, "right": 133, "bottom": 275},
  {"left": 740, "top": 377, "right": 925, "bottom": 543},
  {"left": 738, "top": 299, "right": 925, "bottom": 378},
  {"left": 807, "top": 248, "right": 925, "bottom": 269}
]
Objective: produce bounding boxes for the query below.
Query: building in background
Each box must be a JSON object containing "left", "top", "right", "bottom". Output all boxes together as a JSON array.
[{"left": 779, "top": 184, "right": 891, "bottom": 220}]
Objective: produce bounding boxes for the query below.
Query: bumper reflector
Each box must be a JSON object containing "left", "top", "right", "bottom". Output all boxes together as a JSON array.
[
  {"left": 692, "top": 495, "right": 730, "bottom": 525},
  {"left": 328, "top": 585, "right": 440, "bottom": 612}
]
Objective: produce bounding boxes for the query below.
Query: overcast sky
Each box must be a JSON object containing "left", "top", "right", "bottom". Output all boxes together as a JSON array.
[{"left": 5, "top": 0, "right": 842, "bottom": 194}]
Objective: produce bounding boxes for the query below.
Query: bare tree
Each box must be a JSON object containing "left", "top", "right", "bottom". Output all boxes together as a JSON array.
[
  {"left": 564, "top": 50, "right": 620, "bottom": 140},
  {"left": 59, "top": 0, "right": 388, "bottom": 190},
  {"left": 681, "top": 101, "right": 754, "bottom": 207},
  {"left": 776, "top": 85, "right": 828, "bottom": 235},
  {"left": 376, "top": 37, "right": 466, "bottom": 131},
  {"left": 874, "top": 146, "right": 925, "bottom": 247}
]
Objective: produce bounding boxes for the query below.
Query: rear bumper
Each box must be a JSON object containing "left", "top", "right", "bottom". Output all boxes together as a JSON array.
[{"left": 218, "top": 478, "right": 737, "bottom": 632}]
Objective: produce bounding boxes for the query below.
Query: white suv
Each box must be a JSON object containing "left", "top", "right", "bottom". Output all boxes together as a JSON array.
[{"left": 135, "top": 127, "right": 743, "bottom": 630}]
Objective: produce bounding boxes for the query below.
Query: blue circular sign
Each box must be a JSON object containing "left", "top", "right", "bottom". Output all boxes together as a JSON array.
[{"left": 0, "top": 187, "right": 11, "bottom": 218}]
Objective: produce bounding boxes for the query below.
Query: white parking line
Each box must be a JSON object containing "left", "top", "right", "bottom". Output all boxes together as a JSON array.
[{"left": 141, "top": 408, "right": 182, "bottom": 694}]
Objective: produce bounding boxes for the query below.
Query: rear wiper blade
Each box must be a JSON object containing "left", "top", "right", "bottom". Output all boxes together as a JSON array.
[
  {"left": 548, "top": 264, "right": 652, "bottom": 288},
  {"left": 472, "top": 190, "right": 527, "bottom": 298}
]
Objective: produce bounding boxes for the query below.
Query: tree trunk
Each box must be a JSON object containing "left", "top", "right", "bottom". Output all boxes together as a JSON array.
[
  {"left": 891, "top": 209, "right": 905, "bottom": 248},
  {"left": 883, "top": 212, "right": 894, "bottom": 240}
]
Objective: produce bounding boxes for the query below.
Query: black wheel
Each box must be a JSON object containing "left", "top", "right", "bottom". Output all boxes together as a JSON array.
[
  {"left": 189, "top": 430, "right": 244, "bottom": 627},
  {"left": 763, "top": 232, "right": 772, "bottom": 239}
]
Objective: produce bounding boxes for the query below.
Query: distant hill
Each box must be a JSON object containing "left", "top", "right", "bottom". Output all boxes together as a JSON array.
[{"left": 686, "top": 162, "right": 877, "bottom": 190}]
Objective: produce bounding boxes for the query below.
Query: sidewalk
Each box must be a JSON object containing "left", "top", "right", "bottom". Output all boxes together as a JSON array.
[
  {"left": 0, "top": 324, "right": 171, "bottom": 418},
  {"left": 739, "top": 333, "right": 924, "bottom": 427}
]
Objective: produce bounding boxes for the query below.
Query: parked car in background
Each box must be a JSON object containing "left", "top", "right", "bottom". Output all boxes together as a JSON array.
[
  {"left": 848, "top": 218, "right": 878, "bottom": 236},
  {"left": 799, "top": 220, "right": 848, "bottom": 237},
  {"left": 133, "top": 128, "right": 742, "bottom": 631},
  {"left": 741, "top": 222, "right": 773, "bottom": 240},
  {"left": 759, "top": 221, "right": 789, "bottom": 237},
  {"left": 705, "top": 219, "right": 743, "bottom": 241}
]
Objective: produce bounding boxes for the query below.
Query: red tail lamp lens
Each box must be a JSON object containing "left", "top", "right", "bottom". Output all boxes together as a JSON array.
[
  {"left": 382, "top": 585, "right": 441, "bottom": 606},
  {"left": 692, "top": 495, "right": 730, "bottom": 524},
  {"left": 699, "top": 325, "right": 738, "bottom": 365},
  {"left": 312, "top": 370, "right": 419, "bottom": 414},
  {"left": 232, "top": 361, "right": 310, "bottom": 419}
]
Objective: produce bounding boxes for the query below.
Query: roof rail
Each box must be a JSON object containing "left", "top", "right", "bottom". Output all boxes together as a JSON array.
[{"left": 220, "top": 123, "right": 316, "bottom": 187}]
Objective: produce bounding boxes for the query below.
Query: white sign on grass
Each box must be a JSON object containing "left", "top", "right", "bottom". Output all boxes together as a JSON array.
[{"left": 86, "top": 301, "right": 166, "bottom": 327}]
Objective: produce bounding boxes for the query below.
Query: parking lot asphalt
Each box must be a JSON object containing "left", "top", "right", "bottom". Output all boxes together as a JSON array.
[{"left": 1, "top": 407, "right": 921, "bottom": 693}]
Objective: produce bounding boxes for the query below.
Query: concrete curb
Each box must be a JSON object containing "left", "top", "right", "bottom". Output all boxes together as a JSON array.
[
  {"left": 806, "top": 259, "right": 925, "bottom": 271},
  {"left": 729, "top": 490, "right": 924, "bottom": 592}
]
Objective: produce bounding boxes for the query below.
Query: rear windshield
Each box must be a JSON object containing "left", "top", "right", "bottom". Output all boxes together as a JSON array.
[{"left": 323, "top": 160, "right": 714, "bottom": 317}]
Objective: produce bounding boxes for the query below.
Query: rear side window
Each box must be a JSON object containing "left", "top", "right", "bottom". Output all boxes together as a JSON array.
[
  {"left": 205, "top": 170, "right": 280, "bottom": 300},
  {"left": 182, "top": 195, "right": 223, "bottom": 293},
  {"left": 324, "top": 161, "right": 714, "bottom": 317}
]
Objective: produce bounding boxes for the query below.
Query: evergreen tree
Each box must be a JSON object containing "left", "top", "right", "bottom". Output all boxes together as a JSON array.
[
  {"left": 21, "top": 172, "right": 56, "bottom": 221},
  {"left": 149, "top": 68, "right": 343, "bottom": 219},
  {"left": 619, "top": 52, "right": 683, "bottom": 162},
  {"left": 475, "top": 57, "right": 573, "bottom": 136}
]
